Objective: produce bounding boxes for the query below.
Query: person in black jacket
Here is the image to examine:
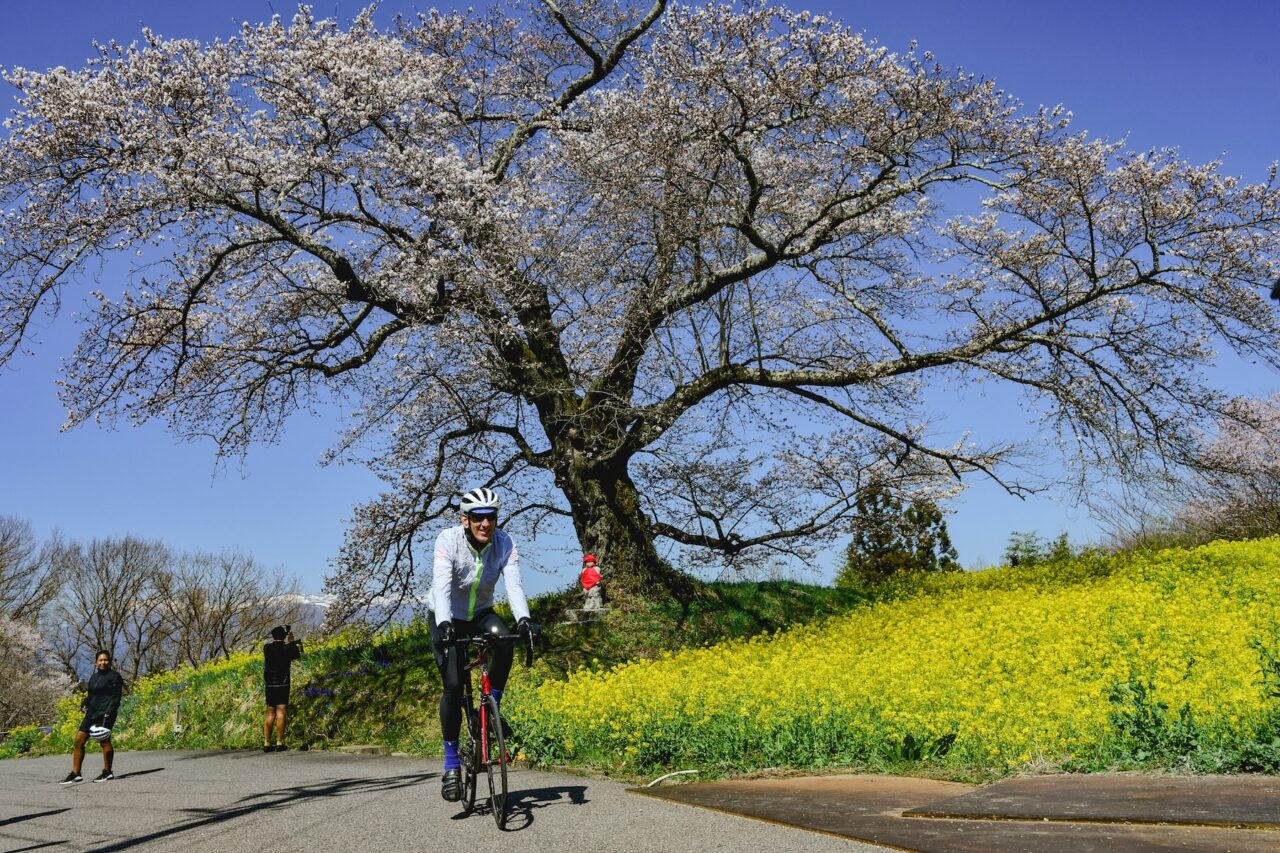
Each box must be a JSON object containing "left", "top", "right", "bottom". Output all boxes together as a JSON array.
[
  {"left": 263, "top": 625, "right": 302, "bottom": 752},
  {"left": 62, "top": 650, "right": 123, "bottom": 784}
]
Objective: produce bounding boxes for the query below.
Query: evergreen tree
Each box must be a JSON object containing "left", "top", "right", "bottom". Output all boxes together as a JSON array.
[{"left": 837, "top": 487, "right": 959, "bottom": 588}]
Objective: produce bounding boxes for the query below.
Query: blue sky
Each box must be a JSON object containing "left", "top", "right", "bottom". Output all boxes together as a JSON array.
[{"left": 2, "top": 1, "right": 1278, "bottom": 594}]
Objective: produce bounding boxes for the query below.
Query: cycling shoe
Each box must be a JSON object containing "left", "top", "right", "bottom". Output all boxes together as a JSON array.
[{"left": 441, "top": 768, "right": 462, "bottom": 802}]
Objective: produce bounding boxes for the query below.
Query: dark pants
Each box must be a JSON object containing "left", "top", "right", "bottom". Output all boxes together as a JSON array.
[
  {"left": 432, "top": 609, "right": 513, "bottom": 742},
  {"left": 78, "top": 712, "right": 116, "bottom": 735}
]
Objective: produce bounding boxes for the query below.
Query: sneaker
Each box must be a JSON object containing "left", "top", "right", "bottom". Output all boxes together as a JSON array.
[
  {"left": 441, "top": 768, "right": 462, "bottom": 802},
  {"left": 273, "top": 744, "right": 288, "bottom": 752},
  {"left": 263, "top": 744, "right": 273, "bottom": 752},
  {"left": 60, "top": 772, "right": 83, "bottom": 785},
  {"left": 92, "top": 771, "right": 114, "bottom": 783}
]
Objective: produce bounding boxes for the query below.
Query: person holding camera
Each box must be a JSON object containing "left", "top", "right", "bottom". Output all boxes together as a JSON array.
[
  {"left": 263, "top": 625, "right": 302, "bottom": 752},
  {"left": 62, "top": 649, "right": 123, "bottom": 784}
]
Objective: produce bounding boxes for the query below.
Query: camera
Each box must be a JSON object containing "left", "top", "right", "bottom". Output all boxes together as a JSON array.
[{"left": 285, "top": 625, "right": 292, "bottom": 634}]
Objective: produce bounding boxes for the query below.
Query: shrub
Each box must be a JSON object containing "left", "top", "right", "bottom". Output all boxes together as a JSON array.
[{"left": 0, "top": 724, "right": 45, "bottom": 759}]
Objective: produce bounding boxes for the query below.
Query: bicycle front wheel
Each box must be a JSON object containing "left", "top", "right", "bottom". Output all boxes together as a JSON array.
[
  {"left": 482, "top": 693, "right": 508, "bottom": 829},
  {"left": 459, "top": 702, "right": 478, "bottom": 813}
]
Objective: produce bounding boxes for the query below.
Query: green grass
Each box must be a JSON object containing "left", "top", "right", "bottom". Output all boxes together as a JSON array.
[{"left": 535, "top": 580, "right": 867, "bottom": 675}]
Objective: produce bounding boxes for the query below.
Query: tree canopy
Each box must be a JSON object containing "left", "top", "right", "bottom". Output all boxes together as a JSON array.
[
  {"left": 1003, "top": 530, "right": 1074, "bottom": 568},
  {"left": 2, "top": 1, "right": 1278, "bottom": 616}
]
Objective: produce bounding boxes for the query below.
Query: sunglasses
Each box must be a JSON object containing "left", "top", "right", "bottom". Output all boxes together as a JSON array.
[{"left": 466, "top": 512, "right": 498, "bottom": 523}]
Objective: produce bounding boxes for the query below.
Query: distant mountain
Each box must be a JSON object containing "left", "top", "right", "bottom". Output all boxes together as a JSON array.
[{"left": 277, "top": 592, "right": 434, "bottom": 634}]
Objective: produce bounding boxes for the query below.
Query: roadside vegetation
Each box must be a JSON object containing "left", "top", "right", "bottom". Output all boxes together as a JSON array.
[
  {"left": 6, "top": 540, "right": 1280, "bottom": 784},
  {"left": 0, "top": 581, "right": 866, "bottom": 764}
]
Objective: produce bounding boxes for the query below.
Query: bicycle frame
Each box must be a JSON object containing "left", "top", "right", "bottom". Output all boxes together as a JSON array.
[
  {"left": 462, "top": 643, "right": 502, "bottom": 763},
  {"left": 450, "top": 631, "right": 533, "bottom": 828},
  {"left": 458, "top": 633, "right": 529, "bottom": 749}
]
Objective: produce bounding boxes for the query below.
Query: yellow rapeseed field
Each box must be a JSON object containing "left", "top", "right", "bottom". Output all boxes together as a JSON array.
[{"left": 513, "top": 539, "right": 1280, "bottom": 774}]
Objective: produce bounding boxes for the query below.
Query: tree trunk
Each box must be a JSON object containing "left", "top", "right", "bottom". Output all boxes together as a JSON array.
[{"left": 559, "top": 463, "right": 698, "bottom": 603}]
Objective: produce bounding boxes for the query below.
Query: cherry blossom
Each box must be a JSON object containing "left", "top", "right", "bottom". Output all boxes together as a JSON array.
[{"left": 1, "top": 1, "right": 1277, "bottom": 614}]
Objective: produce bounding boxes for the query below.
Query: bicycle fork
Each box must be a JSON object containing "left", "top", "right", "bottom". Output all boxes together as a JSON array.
[{"left": 477, "top": 671, "right": 509, "bottom": 764}]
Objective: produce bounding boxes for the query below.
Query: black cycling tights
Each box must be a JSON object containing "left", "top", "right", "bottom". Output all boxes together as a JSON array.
[{"left": 434, "top": 609, "right": 514, "bottom": 742}]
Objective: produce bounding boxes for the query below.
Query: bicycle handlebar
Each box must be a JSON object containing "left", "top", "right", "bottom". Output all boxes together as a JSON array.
[{"left": 449, "top": 632, "right": 535, "bottom": 668}]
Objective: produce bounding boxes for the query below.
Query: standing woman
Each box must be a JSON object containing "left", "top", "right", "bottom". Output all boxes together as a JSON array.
[{"left": 62, "top": 650, "right": 123, "bottom": 784}]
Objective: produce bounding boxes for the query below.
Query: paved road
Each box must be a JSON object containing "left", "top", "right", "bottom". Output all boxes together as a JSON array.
[{"left": 0, "top": 750, "right": 889, "bottom": 852}]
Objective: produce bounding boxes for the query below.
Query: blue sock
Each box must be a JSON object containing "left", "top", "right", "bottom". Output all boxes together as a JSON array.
[
  {"left": 443, "top": 740, "right": 459, "bottom": 771},
  {"left": 489, "top": 688, "right": 503, "bottom": 706}
]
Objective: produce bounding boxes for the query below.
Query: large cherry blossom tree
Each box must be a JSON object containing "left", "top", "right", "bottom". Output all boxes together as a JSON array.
[{"left": 2, "top": 1, "right": 1279, "bottom": 615}]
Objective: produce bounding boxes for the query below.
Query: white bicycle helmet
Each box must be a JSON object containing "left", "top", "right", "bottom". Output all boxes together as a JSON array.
[
  {"left": 88, "top": 725, "right": 112, "bottom": 742},
  {"left": 459, "top": 487, "right": 500, "bottom": 515}
]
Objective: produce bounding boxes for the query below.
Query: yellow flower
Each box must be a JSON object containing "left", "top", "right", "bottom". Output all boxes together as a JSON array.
[{"left": 529, "top": 538, "right": 1280, "bottom": 774}]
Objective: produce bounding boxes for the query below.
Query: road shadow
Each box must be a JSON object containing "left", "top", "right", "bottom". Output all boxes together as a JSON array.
[
  {"left": 114, "top": 769, "right": 164, "bottom": 780},
  {"left": 498, "top": 782, "right": 590, "bottom": 831},
  {"left": 5, "top": 842, "right": 69, "bottom": 852},
  {"left": 175, "top": 750, "right": 293, "bottom": 762},
  {"left": 0, "top": 808, "right": 70, "bottom": 827},
  {"left": 87, "top": 772, "right": 435, "bottom": 852}
]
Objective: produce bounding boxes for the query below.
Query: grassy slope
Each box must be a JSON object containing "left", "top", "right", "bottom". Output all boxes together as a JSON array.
[
  {"left": 1, "top": 581, "right": 863, "bottom": 761},
  {"left": 514, "top": 540, "right": 1280, "bottom": 780},
  {"left": 9, "top": 543, "right": 1280, "bottom": 782}
]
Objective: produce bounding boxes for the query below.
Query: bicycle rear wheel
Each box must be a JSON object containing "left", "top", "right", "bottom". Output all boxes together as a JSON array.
[
  {"left": 481, "top": 693, "right": 508, "bottom": 829},
  {"left": 459, "top": 701, "right": 479, "bottom": 813}
]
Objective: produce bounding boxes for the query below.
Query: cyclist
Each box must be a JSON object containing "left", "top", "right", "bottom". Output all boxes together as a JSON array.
[{"left": 431, "top": 486, "right": 534, "bottom": 803}]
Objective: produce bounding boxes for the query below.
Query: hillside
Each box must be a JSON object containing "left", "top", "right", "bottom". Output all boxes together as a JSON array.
[
  {"left": 1, "top": 580, "right": 863, "bottom": 763},
  {"left": 6, "top": 543, "right": 1280, "bottom": 782},
  {"left": 515, "top": 540, "right": 1280, "bottom": 779}
]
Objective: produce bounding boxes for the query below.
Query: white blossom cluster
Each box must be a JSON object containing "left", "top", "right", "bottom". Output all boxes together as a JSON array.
[
  {"left": 0, "top": 614, "right": 70, "bottom": 730},
  {"left": 1, "top": 1, "right": 1278, "bottom": 612}
]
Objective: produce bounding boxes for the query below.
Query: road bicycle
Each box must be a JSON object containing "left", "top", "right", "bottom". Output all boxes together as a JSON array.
[{"left": 451, "top": 629, "right": 535, "bottom": 829}]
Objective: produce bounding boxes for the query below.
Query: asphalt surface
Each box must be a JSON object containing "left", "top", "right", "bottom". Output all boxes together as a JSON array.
[
  {"left": 640, "top": 772, "right": 1280, "bottom": 852},
  {"left": 0, "top": 750, "right": 889, "bottom": 853}
]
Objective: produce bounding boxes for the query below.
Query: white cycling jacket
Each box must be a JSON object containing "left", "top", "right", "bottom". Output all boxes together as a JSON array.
[{"left": 431, "top": 525, "right": 530, "bottom": 625}]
